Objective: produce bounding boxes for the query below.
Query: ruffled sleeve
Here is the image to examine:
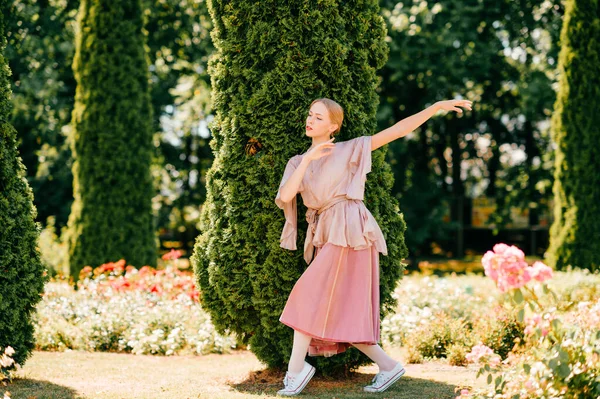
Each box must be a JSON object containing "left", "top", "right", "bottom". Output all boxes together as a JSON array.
[
  {"left": 274, "top": 156, "right": 304, "bottom": 250},
  {"left": 346, "top": 135, "right": 372, "bottom": 199}
]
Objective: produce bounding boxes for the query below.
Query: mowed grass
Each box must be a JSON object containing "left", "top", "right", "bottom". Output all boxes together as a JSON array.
[{"left": 7, "top": 346, "right": 486, "bottom": 399}]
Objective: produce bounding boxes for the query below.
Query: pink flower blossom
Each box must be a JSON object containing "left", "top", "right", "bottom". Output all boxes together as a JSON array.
[
  {"left": 529, "top": 261, "right": 553, "bottom": 282},
  {"left": 524, "top": 313, "right": 556, "bottom": 337},
  {"left": 481, "top": 243, "right": 553, "bottom": 292},
  {"left": 162, "top": 249, "right": 183, "bottom": 261},
  {"left": 466, "top": 343, "right": 501, "bottom": 367}
]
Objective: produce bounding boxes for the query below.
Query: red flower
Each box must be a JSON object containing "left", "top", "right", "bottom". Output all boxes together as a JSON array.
[{"left": 149, "top": 284, "right": 163, "bottom": 294}]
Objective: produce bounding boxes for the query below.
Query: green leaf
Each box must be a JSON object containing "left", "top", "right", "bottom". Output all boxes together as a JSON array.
[
  {"left": 494, "top": 376, "right": 502, "bottom": 388},
  {"left": 542, "top": 284, "right": 549, "bottom": 294},
  {"left": 484, "top": 364, "right": 490, "bottom": 372},
  {"left": 517, "top": 308, "right": 525, "bottom": 323},
  {"left": 523, "top": 363, "right": 531, "bottom": 374},
  {"left": 513, "top": 288, "right": 524, "bottom": 304},
  {"left": 487, "top": 373, "right": 492, "bottom": 384},
  {"left": 558, "top": 349, "right": 569, "bottom": 363},
  {"left": 557, "top": 363, "right": 570, "bottom": 379}
]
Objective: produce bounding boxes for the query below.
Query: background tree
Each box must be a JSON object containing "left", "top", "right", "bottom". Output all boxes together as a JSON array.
[
  {"left": 6, "top": 0, "right": 215, "bottom": 257},
  {"left": 6, "top": 0, "right": 79, "bottom": 229},
  {"left": 377, "top": 0, "right": 562, "bottom": 258},
  {"left": 0, "top": 0, "right": 48, "bottom": 367},
  {"left": 547, "top": 0, "right": 600, "bottom": 272},
  {"left": 66, "top": 0, "right": 157, "bottom": 279},
  {"left": 191, "top": 0, "right": 408, "bottom": 374},
  {"left": 145, "top": 0, "right": 215, "bottom": 252}
]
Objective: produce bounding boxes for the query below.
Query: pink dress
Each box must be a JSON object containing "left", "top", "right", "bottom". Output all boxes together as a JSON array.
[{"left": 275, "top": 135, "right": 388, "bottom": 357}]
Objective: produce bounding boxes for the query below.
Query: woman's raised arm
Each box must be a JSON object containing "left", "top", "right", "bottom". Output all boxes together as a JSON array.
[{"left": 371, "top": 99, "right": 473, "bottom": 151}]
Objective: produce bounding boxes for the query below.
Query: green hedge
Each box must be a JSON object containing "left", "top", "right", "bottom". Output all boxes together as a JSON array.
[
  {"left": 191, "top": 0, "right": 408, "bottom": 374},
  {"left": 548, "top": 0, "right": 600, "bottom": 272},
  {"left": 0, "top": 0, "right": 48, "bottom": 367},
  {"left": 66, "top": 0, "right": 157, "bottom": 280}
]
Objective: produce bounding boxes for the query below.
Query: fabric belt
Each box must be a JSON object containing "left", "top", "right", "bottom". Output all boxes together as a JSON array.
[{"left": 303, "top": 195, "right": 353, "bottom": 264}]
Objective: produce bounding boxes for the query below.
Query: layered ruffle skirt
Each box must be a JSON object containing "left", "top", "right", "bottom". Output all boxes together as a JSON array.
[{"left": 278, "top": 242, "right": 380, "bottom": 357}]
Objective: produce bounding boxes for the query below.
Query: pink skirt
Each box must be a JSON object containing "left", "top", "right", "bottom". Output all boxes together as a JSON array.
[{"left": 279, "top": 242, "right": 380, "bottom": 357}]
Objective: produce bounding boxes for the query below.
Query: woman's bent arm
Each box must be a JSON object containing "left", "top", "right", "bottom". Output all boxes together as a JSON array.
[{"left": 279, "top": 157, "right": 310, "bottom": 203}]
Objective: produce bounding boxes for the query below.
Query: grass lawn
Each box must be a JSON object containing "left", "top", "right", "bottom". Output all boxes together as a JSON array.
[{"left": 7, "top": 346, "right": 487, "bottom": 399}]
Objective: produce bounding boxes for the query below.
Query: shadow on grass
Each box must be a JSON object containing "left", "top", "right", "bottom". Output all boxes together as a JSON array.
[
  {"left": 5, "top": 378, "right": 84, "bottom": 399},
  {"left": 230, "top": 368, "right": 466, "bottom": 398}
]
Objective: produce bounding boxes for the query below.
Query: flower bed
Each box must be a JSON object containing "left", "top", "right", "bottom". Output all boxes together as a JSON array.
[{"left": 33, "top": 256, "right": 237, "bottom": 356}]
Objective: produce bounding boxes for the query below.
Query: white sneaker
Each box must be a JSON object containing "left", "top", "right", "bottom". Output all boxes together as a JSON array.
[
  {"left": 277, "top": 360, "right": 316, "bottom": 396},
  {"left": 363, "top": 361, "right": 406, "bottom": 393}
]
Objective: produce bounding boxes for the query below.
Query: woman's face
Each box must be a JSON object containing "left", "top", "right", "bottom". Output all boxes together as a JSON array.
[{"left": 305, "top": 102, "right": 337, "bottom": 138}]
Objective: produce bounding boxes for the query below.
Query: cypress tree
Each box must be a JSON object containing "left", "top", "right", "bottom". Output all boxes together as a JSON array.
[
  {"left": 0, "top": 0, "right": 48, "bottom": 366},
  {"left": 191, "top": 0, "right": 408, "bottom": 372},
  {"left": 547, "top": 0, "right": 600, "bottom": 271},
  {"left": 67, "top": 0, "right": 157, "bottom": 280}
]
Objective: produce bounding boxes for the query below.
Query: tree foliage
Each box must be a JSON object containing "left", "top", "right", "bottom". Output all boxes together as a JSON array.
[
  {"left": 377, "top": 0, "right": 562, "bottom": 257},
  {"left": 0, "top": 0, "right": 47, "bottom": 367}
]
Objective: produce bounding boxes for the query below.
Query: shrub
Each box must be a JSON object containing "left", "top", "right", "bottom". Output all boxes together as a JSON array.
[
  {"left": 191, "top": 0, "right": 408, "bottom": 373},
  {"left": 38, "top": 217, "right": 69, "bottom": 278},
  {"left": 447, "top": 343, "right": 469, "bottom": 367},
  {"left": 404, "top": 311, "right": 474, "bottom": 362},
  {"left": 473, "top": 307, "right": 524, "bottom": 360}
]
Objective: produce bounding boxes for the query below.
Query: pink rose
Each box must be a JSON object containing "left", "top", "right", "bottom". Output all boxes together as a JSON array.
[
  {"left": 481, "top": 243, "right": 553, "bottom": 292},
  {"left": 529, "top": 261, "right": 553, "bottom": 282}
]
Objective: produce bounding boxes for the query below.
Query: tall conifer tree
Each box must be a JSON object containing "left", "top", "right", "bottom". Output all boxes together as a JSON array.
[
  {"left": 0, "top": 0, "right": 47, "bottom": 366},
  {"left": 192, "top": 0, "right": 408, "bottom": 371},
  {"left": 67, "top": 0, "right": 157, "bottom": 279},
  {"left": 547, "top": 0, "right": 600, "bottom": 271}
]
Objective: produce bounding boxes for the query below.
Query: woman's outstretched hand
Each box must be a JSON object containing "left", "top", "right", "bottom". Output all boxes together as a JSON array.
[
  {"left": 436, "top": 99, "right": 473, "bottom": 114},
  {"left": 304, "top": 137, "right": 335, "bottom": 162}
]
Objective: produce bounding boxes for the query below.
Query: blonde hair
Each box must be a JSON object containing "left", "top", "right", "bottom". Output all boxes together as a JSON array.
[{"left": 310, "top": 98, "right": 344, "bottom": 136}]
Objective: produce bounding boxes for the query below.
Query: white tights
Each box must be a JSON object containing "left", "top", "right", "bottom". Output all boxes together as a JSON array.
[{"left": 288, "top": 329, "right": 401, "bottom": 375}]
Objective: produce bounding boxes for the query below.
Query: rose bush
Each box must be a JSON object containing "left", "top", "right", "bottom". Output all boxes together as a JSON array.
[{"left": 456, "top": 244, "right": 600, "bottom": 399}]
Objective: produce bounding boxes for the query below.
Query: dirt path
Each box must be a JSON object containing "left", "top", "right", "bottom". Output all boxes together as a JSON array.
[{"left": 7, "top": 347, "right": 486, "bottom": 399}]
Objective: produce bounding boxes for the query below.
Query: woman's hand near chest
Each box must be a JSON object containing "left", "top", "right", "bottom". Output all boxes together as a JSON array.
[
  {"left": 278, "top": 138, "right": 336, "bottom": 203},
  {"left": 303, "top": 137, "right": 336, "bottom": 162}
]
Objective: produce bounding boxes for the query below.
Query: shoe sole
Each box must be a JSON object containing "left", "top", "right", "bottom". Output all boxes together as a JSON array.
[
  {"left": 277, "top": 365, "right": 316, "bottom": 396},
  {"left": 363, "top": 367, "right": 406, "bottom": 393}
]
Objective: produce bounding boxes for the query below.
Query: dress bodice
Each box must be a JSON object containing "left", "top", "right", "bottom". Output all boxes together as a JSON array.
[{"left": 275, "top": 135, "right": 388, "bottom": 264}]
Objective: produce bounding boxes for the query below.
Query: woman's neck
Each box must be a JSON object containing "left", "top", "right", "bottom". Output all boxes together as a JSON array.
[{"left": 308, "top": 136, "right": 333, "bottom": 152}]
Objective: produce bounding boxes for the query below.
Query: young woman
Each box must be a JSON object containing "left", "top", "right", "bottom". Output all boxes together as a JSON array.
[{"left": 275, "top": 97, "right": 472, "bottom": 396}]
